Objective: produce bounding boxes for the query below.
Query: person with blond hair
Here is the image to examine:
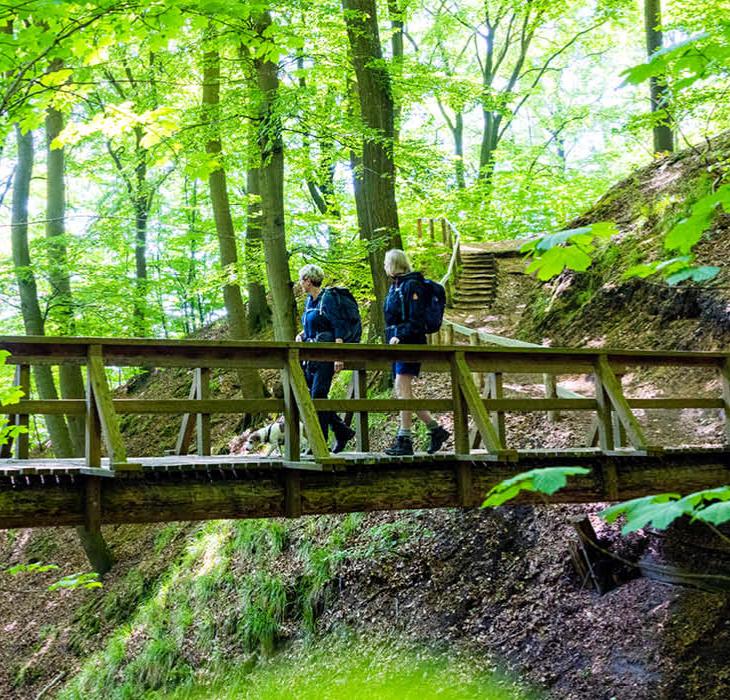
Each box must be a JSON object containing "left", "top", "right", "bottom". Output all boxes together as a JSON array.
[
  {"left": 297, "top": 264, "right": 356, "bottom": 453},
  {"left": 382, "top": 249, "right": 449, "bottom": 456}
]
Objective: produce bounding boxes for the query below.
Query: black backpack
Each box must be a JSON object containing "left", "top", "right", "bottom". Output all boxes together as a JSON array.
[
  {"left": 422, "top": 279, "right": 446, "bottom": 333},
  {"left": 395, "top": 278, "right": 446, "bottom": 334},
  {"left": 319, "top": 287, "right": 362, "bottom": 343}
]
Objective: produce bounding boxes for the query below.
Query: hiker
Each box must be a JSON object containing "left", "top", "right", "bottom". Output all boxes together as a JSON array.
[
  {"left": 383, "top": 249, "right": 450, "bottom": 456},
  {"left": 297, "top": 264, "right": 357, "bottom": 454}
]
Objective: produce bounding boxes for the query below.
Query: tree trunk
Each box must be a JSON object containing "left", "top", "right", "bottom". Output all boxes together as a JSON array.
[
  {"left": 245, "top": 167, "right": 270, "bottom": 332},
  {"left": 201, "top": 45, "right": 265, "bottom": 400},
  {"left": 132, "top": 133, "right": 150, "bottom": 336},
  {"left": 342, "top": 0, "right": 402, "bottom": 341},
  {"left": 253, "top": 12, "right": 297, "bottom": 341},
  {"left": 46, "top": 105, "right": 85, "bottom": 456},
  {"left": 644, "top": 0, "right": 674, "bottom": 153},
  {"left": 387, "top": 0, "right": 403, "bottom": 142},
  {"left": 11, "top": 125, "right": 73, "bottom": 457},
  {"left": 453, "top": 112, "right": 466, "bottom": 190}
]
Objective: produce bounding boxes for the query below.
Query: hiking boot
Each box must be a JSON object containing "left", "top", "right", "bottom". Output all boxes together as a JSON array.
[
  {"left": 384, "top": 435, "right": 414, "bottom": 456},
  {"left": 427, "top": 425, "right": 450, "bottom": 454},
  {"left": 332, "top": 426, "right": 356, "bottom": 454}
]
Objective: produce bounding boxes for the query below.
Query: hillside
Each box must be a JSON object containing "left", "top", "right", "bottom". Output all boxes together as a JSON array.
[{"left": 1, "top": 141, "right": 730, "bottom": 700}]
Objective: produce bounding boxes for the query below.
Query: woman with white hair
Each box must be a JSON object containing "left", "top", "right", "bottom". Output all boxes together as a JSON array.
[
  {"left": 382, "top": 249, "right": 449, "bottom": 456},
  {"left": 297, "top": 263, "right": 356, "bottom": 453}
]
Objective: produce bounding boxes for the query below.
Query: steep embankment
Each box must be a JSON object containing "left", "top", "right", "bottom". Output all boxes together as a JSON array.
[
  {"left": 517, "top": 132, "right": 730, "bottom": 350},
  {"left": 1, "top": 139, "right": 729, "bottom": 700}
]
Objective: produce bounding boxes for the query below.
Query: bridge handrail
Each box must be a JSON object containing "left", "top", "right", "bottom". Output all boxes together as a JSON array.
[{"left": 1, "top": 335, "right": 728, "bottom": 468}]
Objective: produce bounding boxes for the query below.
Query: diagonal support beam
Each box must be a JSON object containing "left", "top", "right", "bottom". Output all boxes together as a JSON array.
[
  {"left": 174, "top": 373, "right": 199, "bottom": 456},
  {"left": 285, "top": 349, "right": 329, "bottom": 461},
  {"left": 87, "top": 345, "right": 130, "bottom": 468},
  {"left": 594, "top": 355, "right": 650, "bottom": 451},
  {"left": 452, "top": 352, "right": 504, "bottom": 454}
]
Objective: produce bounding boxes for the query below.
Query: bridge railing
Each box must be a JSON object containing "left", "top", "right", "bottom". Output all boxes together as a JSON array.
[{"left": 0, "top": 336, "right": 728, "bottom": 469}]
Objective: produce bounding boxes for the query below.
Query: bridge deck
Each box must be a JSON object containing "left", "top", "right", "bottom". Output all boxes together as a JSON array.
[{"left": 1, "top": 447, "right": 727, "bottom": 530}]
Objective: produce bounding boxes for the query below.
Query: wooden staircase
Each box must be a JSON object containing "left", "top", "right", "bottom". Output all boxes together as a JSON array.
[{"left": 452, "top": 250, "right": 498, "bottom": 310}]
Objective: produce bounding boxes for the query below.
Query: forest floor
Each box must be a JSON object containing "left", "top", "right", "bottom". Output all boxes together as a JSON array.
[{"left": 1, "top": 140, "right": 730, "bottom": 699}]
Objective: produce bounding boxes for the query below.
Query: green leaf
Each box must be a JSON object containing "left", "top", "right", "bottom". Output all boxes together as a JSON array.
[
  {"left": 666, "top": 265, "right": 720, "bottom": 286},
  {"left": 482, "top": 467, "right": 590, "bottom": 507},
  {"left": 694, "top": 502, "right": 730, "bottom": 526}
]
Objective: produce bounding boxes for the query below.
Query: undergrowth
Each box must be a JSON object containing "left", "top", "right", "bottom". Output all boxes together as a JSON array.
[{"left": 59, "top": 513, "right": 434, "bottom": 699}]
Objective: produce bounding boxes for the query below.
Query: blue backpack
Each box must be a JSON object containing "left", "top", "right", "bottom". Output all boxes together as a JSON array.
[
  {"left": 396, "top": 278, "right": 446, "bottom": 334},
  {"left": 422, "top": 279, "right": 446, "bottom": 333},
  {"left": 319, "top": 287, "right": 362, "bottom": 343}
]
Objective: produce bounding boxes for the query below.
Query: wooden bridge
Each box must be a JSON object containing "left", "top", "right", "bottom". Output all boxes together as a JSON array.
[{"left": 0, "top": 335, "right": 728, "bottom": 568}]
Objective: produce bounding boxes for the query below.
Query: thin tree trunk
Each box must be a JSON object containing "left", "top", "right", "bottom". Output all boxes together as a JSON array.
[
  {"left": 46, "top": 104, "right": 85, "bottom": 455},
  {"left": 245, "top": 167, "right": 270, "bottom": 332},
  {"left": 201, "top": 45, "right": 265, "bottom": 399},
  {"left": 253, "top": 12, "right": 296, "bottom": 341},
  {"left": 644, "top": 0, "right": 674, "bottom": 153},
  {"left": 11, "top": 125, "right": 73, "bottom": 457},
  {"left": 453, "top": 112, "right": 465, "bottom": 190},
  {"left": 342, "top": 0, "right": 402, "bottom": 341},
  {"left": 132, "top": 131, "right": 149, "bottom": 335}
]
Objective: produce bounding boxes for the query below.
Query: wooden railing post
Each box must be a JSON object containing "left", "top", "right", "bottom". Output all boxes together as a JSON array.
[
  {"left": 721, "top": 359, "right": 730, "bottom": 447},
  {"left": 469, "top": 333, "right": 484, "bottom": 392},
  {"left": 428, "top": 218, "right": 435, "bottom": 241},
  {"left": 87, "top": 345, "right": 131, "bottom": 468},
  {"left": 441, "top": 218, "right": 448, "bottom": 245},
  {"left": 353, "top": 369, "right": 369, "bottom": 452},
  {"left": 453, "top": 352, "right": 505, "bottom": 455},
  {"left": 416, "top": 217, "right": 423, "bottom": 242},
  {"left": 486, "top": 372, "right": 506, "bottom": 447},
  {"left": 195, "top": 367, "right": 211, "bottom": 456},
  {"left": 450, "top": 354, "right": 470, "bottom": 456},
  {"left": 611, "top": 372, "right": 628, "bottom": 448},
  {"left": 544, "top": 373, "right": 559, "bottom": 423},
  {"left": 594, "top": 356, "right": 650, "bottom": 452},
  {"left": 10, "top": 364, "right": 30, "bottom": 459},
  {"left": 281, "top": 366, "right": 300, "bottom": 461},
  {"left": 593, "top": 371, "right": 615, "bottom": 451},
  {"left": 445, "top": 323, "right": 454, "bottom": 345}
]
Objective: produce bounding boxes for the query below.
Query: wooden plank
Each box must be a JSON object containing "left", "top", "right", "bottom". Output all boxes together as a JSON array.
[
  {"left": 626, "top": 398, "right": 724, "bottom": 410},
  {"left": 286, "top": 349, "right": 329, "bottom": 460},
  {"left": 353, "top": 369, "right": 369, "bottom": 452},
  {"left": 87, "top": 346, "right": 129, "bottom": 466},
  {"left": 195, "top": 367, "right": 211, "bottom": 456},
  {"left": 312, "top": 399, "right": 453, "bottom": 412},
  {"left": 720, "top": 358, "right": 730, "bottom": 445},
  {"left": 594, "top": 356, "right": 648, "bottom": 450},
  {"left": 450, "top": 354, "right": 470, "bottom": 455},
  {"left": 481, "top": 398, "right": 597, "bottom": 411},
  {"left": 174, "top": 374, "right": 198, "bottom": 456},
  {"left": 469, "top": 332, "right": 484, "bottom": 391},
  {"left": 115, "top": 398, "right": 285, "bottom": 414},
  {"left": 12, "top": 399, "right": 86, "bottom": 415}
]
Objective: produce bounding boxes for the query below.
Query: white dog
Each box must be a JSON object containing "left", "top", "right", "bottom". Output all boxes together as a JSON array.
[{"left": 243, "top": 418, "right": 308, "bottom": 457}]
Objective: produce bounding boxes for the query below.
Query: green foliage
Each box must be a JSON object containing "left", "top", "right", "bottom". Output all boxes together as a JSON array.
[
  {"left": 0, "top": 351, "right": 27, "bottom": 448},
  {"left": 520, "top": 223, "right": 618, "bottom": 280},
  {"left": 482, "top": 467, "right": 591, "bottom": 507},
  {"left": 48, "top": 571, "right": 103, "bottom": 591},
  {"left": 625, "top": 182, "right": 729, "bottom": 284},
  {"left": 6, "top": 561, "right": 59, "bottom": 575},
  {"left": 601, "top": 486, "right": 730, "bottom": 533},
  {"left": 155, "top": 633, "right": 527, "bottom": 699}
]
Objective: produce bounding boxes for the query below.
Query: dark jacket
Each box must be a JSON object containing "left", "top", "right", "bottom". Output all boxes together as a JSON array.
[
  {"left": 301, "top": 290, "right": 343, "bottom": 343},
  {"left": 384, "top": 271, "right": 427, "bottom": 343}
]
